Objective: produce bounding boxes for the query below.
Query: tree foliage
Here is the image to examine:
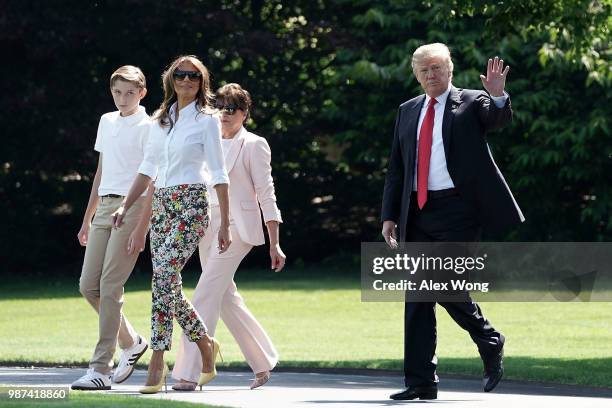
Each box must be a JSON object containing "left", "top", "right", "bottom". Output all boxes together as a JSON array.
[
  {"left": 317, "top": 0, "right": 611, "bottom": 242},
  {"left": 1, "top": 0, "right": 609, "bottom": 275}
]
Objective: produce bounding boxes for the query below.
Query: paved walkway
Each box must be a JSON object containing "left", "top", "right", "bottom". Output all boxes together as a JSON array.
[{"left": 1, "top": 367, "right": 612, "bottom": 407}]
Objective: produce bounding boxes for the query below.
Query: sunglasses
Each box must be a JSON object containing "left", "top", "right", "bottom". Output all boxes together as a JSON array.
[
  {"left": 215, "top": 103, "right": 244, "bottom": 115},
  {"left": 173, "top": 70, "right": 202, "bottom": 81}
]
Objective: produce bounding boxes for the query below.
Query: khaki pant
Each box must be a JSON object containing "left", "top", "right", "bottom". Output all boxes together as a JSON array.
[{"left": 79, "top": 196, "right": 144, "bottom": 374}]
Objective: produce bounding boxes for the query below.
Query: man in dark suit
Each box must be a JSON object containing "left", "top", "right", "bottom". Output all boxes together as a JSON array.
[{"left": 381, "top": 43, "right": 524, "bottom": 400}]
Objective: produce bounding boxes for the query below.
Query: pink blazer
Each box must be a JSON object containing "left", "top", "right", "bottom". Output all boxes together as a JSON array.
[{"left": 224, "top": 127, "right": 282, "bottom": 246}]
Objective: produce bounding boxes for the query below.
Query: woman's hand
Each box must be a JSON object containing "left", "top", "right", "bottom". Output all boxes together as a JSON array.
[
  {"left": 112, "top": 205, "right": 126, "bottom": 228},
  {"left": 77, "top": 222, "right": 90, "bottom": 246},
  {"left": 127, "top": 226, "right": 147, "bottom": 255},
  {"left": 217, "top": 224, "right": 232, "bottom": 254},
  {"left": 270, "top": 244, "right": 286, "bottom": 272},
  {"left": 113, "top": 174, "right": 152, "bottom": 229}
]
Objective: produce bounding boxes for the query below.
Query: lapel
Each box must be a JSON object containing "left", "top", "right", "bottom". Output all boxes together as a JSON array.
[
  {"left": 224, "top": 127, "right": 247, "bottom": 174},
  {"left": 403, "top": 95, "right": 426, "bottom": 159},
  {"left": 441, "top": 86, "right": 462, "bottom": 162}
]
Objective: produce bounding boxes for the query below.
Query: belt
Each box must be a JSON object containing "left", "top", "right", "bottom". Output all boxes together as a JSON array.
[
  {"left": 411, "top": 188, "right": 458, "bottom": 200},
  {"left": 101, "top": 194, "right": 123, "bottom": 198}
]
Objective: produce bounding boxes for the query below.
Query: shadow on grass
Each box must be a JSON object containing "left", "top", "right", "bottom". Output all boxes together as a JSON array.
[{"left": 2, "top": 266, "right": 360, "bottom": 300}]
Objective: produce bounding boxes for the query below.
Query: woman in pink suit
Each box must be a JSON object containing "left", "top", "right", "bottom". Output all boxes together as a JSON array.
[{"left": 172, "top": 83, "right": 286, "bottom": 391}]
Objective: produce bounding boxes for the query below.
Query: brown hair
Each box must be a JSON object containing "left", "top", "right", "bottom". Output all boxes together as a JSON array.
[
  {"left": 153, "top": 55, "right": 215, "bottom": 129},
  {"left": 110, "top": 65, "right": 146, "bottom": 89},
  {"left": 215, "top": 83, "right": 252, "bottom": 122}
]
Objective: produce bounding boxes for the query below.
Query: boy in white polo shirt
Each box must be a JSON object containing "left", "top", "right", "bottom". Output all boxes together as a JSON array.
[{"left": 71, "top": 66, "right": 151, "bottom": 390}]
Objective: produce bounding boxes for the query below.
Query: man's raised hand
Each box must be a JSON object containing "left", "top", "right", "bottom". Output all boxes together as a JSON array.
[{"left": 480, "top": 56, "right": 509, "bottom": 97}]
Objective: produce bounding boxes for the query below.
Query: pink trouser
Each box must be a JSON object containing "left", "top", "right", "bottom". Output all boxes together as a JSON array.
[{"left": 172, "top": 206, "right": 278, "bottom": 382}]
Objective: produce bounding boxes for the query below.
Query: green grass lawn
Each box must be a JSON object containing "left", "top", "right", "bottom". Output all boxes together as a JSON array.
[{"left": 1, "top": 266, "right": 611, "bottom": 387}]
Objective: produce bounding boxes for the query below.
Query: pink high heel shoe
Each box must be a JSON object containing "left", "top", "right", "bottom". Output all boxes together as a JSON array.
[
  {"left": 172, "top": 380, "right": 197, "bottom": 391},
  {"left": 250, "top": 371, "right": 271, "bottom": 389}
]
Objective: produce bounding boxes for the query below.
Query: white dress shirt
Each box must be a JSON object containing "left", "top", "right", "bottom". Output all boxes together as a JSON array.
[
  {"left": 94, "top": 105, "right": 150, "bottom": 196},
  {"left": 138, "top": 101, "right": 229, "bottom": 189},
  {"left": 413, "top": 84, "right": 508, "bottom": 191}
]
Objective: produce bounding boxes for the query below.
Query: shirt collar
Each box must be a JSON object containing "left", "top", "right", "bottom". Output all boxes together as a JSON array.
[
  {"left": 169, "top": 100, "right": 198, "bottom": 120},
  {"left": 117, "top": 105, "right": 146, "bottom": 126},
  {"left": 235, "top": 126, "right": 247, "bottom": 139},
  {"left": 222, "top": 126, "right": 247, "bottom": 140},
  {"left": 425, "top": 83, "right": 452, "bottom": 107}
]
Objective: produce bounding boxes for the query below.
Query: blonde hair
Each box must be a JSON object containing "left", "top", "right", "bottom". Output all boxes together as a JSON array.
[
  {"left": 411, "top": 43, "right": 454, "bottom": 75},
  {"left": 153, "top": 55, "right": 215, "bottom": 129},
  {"left": 216, "top": 83, "right": 252, "bottom": 122},
  {"left": 110, "top": 65, "right": 146, "bottom": 89}
]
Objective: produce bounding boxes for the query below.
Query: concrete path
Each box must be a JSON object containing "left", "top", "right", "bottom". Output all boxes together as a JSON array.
[{"left": 1, "top": 367, "right": 611, "bottom": 407}]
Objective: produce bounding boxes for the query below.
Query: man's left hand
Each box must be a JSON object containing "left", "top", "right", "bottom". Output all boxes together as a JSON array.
[{"left": 480, "top": 56, "right": 509, "bottom": 97}]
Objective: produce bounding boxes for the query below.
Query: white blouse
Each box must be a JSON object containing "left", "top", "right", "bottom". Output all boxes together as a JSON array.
[{"left": 138, "top": 101, "right": 229, "bottom": 188}]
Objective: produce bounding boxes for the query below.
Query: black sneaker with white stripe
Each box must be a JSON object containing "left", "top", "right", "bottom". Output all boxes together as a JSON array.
[
  {"left": 112, "top": 335, "right": 149, "bottom": 383},
  {"left": 71, "top": 368, "right": 111, "bottom": 390}
]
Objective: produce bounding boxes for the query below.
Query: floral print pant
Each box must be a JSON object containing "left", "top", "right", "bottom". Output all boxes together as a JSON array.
[{"left": 150, "top": 184, "right": 210, "bottom": 351}]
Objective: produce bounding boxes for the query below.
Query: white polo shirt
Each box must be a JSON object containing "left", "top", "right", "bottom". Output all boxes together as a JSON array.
[{"left": 94, "top": 106, "right": 151, "bottom": 196}]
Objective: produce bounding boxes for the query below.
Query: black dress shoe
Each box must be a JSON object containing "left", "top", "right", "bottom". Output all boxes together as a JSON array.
[
  {"left": 390, "top": 385, "right": 438, "bottom": 400},
  {"left": 483, "top": 346, "right": 504, "bottom": 392}
]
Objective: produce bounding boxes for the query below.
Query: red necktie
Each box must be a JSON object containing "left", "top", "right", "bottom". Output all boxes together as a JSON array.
[{"left": 417, "top": 98, "right": 437, "bottom": 209}]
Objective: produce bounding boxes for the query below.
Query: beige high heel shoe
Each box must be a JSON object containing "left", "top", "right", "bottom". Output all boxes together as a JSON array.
[
  {"left": 139, "top": 364, "right": 168, "bottom": 394},
  {"left": 198, "top": 337, "right": 223, "bottom": 389}
]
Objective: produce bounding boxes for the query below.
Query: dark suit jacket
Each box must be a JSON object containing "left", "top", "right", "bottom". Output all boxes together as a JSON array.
[{"left": 381, "top": 86, "right": 524, "bottom": 241}]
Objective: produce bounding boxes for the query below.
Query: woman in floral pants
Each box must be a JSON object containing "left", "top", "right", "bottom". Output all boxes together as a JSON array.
[
  {"left": 149, "top": 184, "right": 210, "bottom": 349},
  {"left": 113, "top": 55, "right": 231, "bottom": 393}
]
